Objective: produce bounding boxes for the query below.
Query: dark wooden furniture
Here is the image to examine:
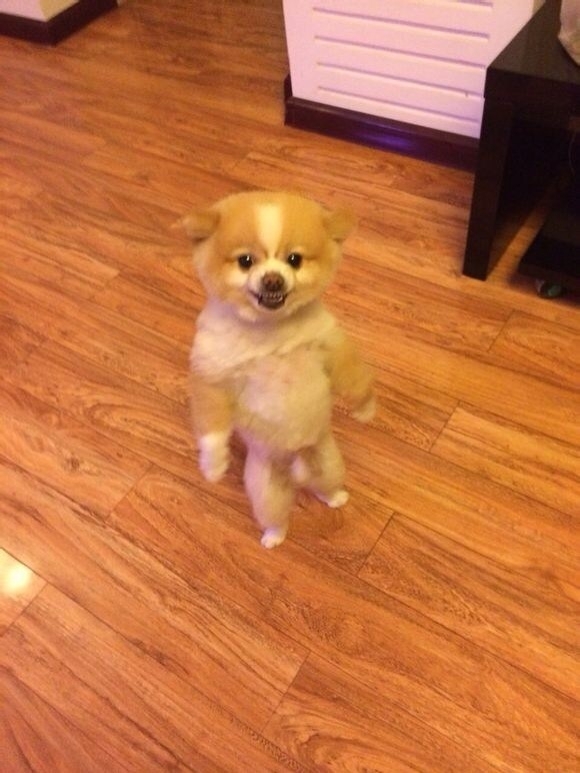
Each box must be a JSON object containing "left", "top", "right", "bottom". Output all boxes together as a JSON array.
[
  {"left": 462, "top": 0, "right": 580, "bottom": 281},
  {"left": 0, "top": 0, "right": 116, "bottom": 45}
]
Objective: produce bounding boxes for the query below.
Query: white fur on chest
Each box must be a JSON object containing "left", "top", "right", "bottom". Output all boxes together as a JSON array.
[
  {"left": 238, "top": 347, "right": 332, "bottom": 450},
  {"left": 191, "top": 300, "right": 338, "bottom": 380}
]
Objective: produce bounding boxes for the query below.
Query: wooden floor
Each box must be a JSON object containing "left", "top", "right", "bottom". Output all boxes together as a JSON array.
[{"left": 1, "top": 1, "right": 579, "bottom": 770}]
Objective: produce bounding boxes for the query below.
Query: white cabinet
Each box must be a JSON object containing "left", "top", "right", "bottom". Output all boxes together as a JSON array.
[{"left": 283, "top": 0, "right": 543, "bottom": 138}]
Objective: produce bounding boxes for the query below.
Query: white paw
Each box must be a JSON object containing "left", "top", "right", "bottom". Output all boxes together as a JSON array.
[
  {"left": 261, "top": 526, "right": 288, "bottom": 549},
  {"left": 320, "top": 489, "right": 349, "bottom": 508},
  {"left": 200, "top": 453, "right": 229, "bottom": 483},
  {"left": 199, "top": 432, "right": 230, "bottom": 483},
  {"left": 352, "top": 395, "right": 376, "bottom": 423}
]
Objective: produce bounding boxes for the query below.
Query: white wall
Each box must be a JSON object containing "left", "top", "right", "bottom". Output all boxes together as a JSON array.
[
  {"left": 284, "top": 0, "right": 545, "bottom": 138},
  {"left": 0, "top": 0, "right": 77, "bottom": 21}
]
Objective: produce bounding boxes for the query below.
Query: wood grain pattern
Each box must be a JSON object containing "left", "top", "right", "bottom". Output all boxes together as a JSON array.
[
  {"left": 0, "top": 313, "right": 44, "bottom": 373},
  {"left": 353, "top": 374, "right": 455, "bottom": 452},
  {"left": 93, "top": 274, "right": 198, "bottom": 348},
  {"left": 5, "top": 344, "right": 195, "bottom": 483},
  {"left": 0, "top": 460, "right": 306, "bottom": 731},
  {"left": 0, "top": 551, "right": 45, "bottom": 634},
  {"left": 1, "top": 0, "right": 579, "bottom": 770},
  {"left": 110, "top": 468, "right": 580, "bottom": 772},
  {"left": 432, "top": 405, "right": 580, "bottom": 518},
  {"left": 265, "top": 655, "right": 495, "bottom": 773},
  {"left": 0, "top": 382, "right": 149, "bottom": 517},
  {"left": 490, "top": 310, "right": 580, "bottom": 389},
  {"left": 0, "top": 587, "right": 303, "bottom": 772},
  {"left": 335, "top": 421, "right": 580, "bottom": 594},
  {"left": 361, "top": 324, "right": 580, "bottom": 446},
  {"left": 328, "top": 257, "right": 512, "bottom": 355},
  {"left": 0, "top": 669, "right": 122, "bottom": 773},
  {"left": 361, "top": 516, "right": 580, "bottom": 700},
  {"left": 0, "top": 110, "right": 104, "bottom": 160}
]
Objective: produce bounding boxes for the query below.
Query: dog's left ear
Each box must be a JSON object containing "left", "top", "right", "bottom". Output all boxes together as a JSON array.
[
  {"left": 323, "top": 208, "right": 357, "bottom": 243},
  {"left": 179, "top": 209, "right": 220, "bottom": 242}
]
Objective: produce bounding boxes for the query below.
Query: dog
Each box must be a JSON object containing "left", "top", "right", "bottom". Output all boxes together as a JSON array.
[{"left": 183, "top": 191, "right": 375, "bottom": 548}]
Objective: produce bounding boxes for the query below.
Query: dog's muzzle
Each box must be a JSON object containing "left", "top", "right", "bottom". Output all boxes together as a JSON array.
[{"left": 253, "top": 271, "right": 288, "bottom": 309}]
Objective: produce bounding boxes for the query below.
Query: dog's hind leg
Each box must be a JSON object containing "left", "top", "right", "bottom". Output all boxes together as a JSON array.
[
  {"left": 305, "top": 432, "right": 349, "bottom": 508},
  {"left": 244, "top": 447, "right": 295, "bottom": 548}
]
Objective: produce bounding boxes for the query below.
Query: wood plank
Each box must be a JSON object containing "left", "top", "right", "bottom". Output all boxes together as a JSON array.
[
  {"left": 1, "top": 179, "right": 179, "bottom": 284},
  {"left": 360, "top": 324, "right": 580, "bottom": 447},
  {"left": 1, "top": 273, "right": 190, "bottom": 405},
  {"left": 0, "top": 147, "right": 181, "bottom": 237},
  {"left": 432, "top": 406, "right": 580, "bottom": 518},
  {"left": 83, "top": 139, "right": 248, "bottom": 208},
  {"left": 350, "top": 371, "right": 455, "bottom": 452},
  {"left": 327, "top": 257, "right": 511, "bottom": 356},
  {"left": 326, "top": 268, "right": 509, "bottom": 361},
  {"left": 0, "top": 224, "right": 118, "bottom": 301},
  {"left": 265, "top": 655, "right": 494, "bottom": 773},
  {"left": 0, "top": 587, "right": 304, "bottom": 772},
  {"left": 0, "top": 168, "right": 43, "bottom": 212},
  {"left": 3, "top": 176, "right": 203, "bottom": 310},
  {"left": 0, "top": 669, "right": 123, "bottom": 773},
  {"left": 335, "top": 420, "right": 580, "bottom": 596},
  {"left": 0, "top": 110, "right": 104, "bottom": 161},
  {"left": 92, "top": 274, "right": 197, "bottom": 348},
  {"left": 0, "top": 460, "right": 307, "bottom": 731},
  {"left": 0, "top": 381, "right": 149, "bottom": 517},
  {"left": 110, "top": 467, "right": 580, "bottom": 772},
  {"left": 76, "top": 100, "right": 266, "bottom": 177},
  {"left": 283, "top": 487, "right": 393, "bottom": 575},
  {"left": 490, "top": 311, "right": 580, "bottom": 390},
  {"left": 5, "top": 344, "right": 195, "bottom": 483},
  {"left": 232, "top": 142, "right": 471, "bottom": 232},
  {"left": 360, "top": 516, "right": 580, "bottom": 700},
  {"left": 36, "top": 42, "right": 287, "bottom": 128},
  {"left": 236, "top": 134, "right": 474, "bottom": 209},
  {"left": 0, "top": 550, "right": 45, "bottom": 634},
  {"left": 0, "top": 313, "right": 44, "bottom": 373}
]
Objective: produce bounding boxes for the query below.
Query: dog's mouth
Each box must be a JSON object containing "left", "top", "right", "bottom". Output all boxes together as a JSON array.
[{"left": 251, "top": 290, "right": 288, "bottom": 310}]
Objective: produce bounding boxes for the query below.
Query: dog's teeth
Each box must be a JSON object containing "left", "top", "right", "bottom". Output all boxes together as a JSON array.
[{"left": 257, "top": 291, "right": 287, "bottom": 309}]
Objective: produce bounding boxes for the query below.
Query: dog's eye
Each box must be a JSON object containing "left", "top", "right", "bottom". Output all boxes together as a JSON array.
[
  {"left": 287, "top": 252, "right": 302, "bottom": 269},
  {"left": 237, "top": 254, "right": 254, "bottom": 270}
]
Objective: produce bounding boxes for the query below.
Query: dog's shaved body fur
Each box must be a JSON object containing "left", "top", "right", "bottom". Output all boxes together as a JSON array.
[{"left": 185, "top": 191, "right": 374, "bottom": 547}]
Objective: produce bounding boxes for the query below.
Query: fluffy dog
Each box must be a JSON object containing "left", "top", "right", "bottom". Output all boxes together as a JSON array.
[{"left": 183, "top": 191, "right": 375, "bottom": 548}]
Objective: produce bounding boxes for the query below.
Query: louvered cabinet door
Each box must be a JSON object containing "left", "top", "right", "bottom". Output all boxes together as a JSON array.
[{"left": 283, "top": 0, "right": 541, "bottom": 138}]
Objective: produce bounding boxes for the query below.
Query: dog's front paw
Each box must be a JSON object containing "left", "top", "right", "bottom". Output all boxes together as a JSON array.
[
  {"left": 352, "top": 395, "right": 376, "bottom": 423},
  {"left": 314, "top": 488, "right": 349, "bottom": 508},
  {"left": 261, "top": 525, "right": 288, "bottom": 549},
  {"left": 324, "top": 489, "right": 350, "bottom": 508},
  {"left": 199, "top": 432, "right": 230, "bottom": 483}
]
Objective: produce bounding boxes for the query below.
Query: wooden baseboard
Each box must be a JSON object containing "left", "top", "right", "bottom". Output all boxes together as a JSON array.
[
  {"left": 0, "top": 0, "right": 117, "bottom": 45},
  {"left": 284, "top": 76, "right": 478, "bottom": 171}
]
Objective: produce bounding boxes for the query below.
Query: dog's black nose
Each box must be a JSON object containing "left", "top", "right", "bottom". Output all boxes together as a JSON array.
[
  {"left": 261, "top": 272, "right": 285, "bottom": 293},
  {"left": 256, "top": 271, "right": 287, "bottom": 309}
]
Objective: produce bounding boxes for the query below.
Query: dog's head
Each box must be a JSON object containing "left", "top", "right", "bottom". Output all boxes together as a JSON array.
[{"left": 182, "top": 191, "right": 355, "bottom": 321}]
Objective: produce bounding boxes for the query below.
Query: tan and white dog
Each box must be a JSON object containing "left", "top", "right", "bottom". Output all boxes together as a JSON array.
[{"left": 183, "top": 191, "right": 374, "bottom": 548}]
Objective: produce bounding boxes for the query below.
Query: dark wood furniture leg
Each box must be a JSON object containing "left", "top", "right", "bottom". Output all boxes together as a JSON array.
[{"left": 462, "top": 99, "right": 514, "bottom": 279}]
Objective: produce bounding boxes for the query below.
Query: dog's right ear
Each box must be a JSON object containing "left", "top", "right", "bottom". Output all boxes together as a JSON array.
[
  {"left": 178, "top": 209, "right": 220, "bottom": 242},
  {"left": 323, "top": 208, "right": 357, "bottom": 243}
]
